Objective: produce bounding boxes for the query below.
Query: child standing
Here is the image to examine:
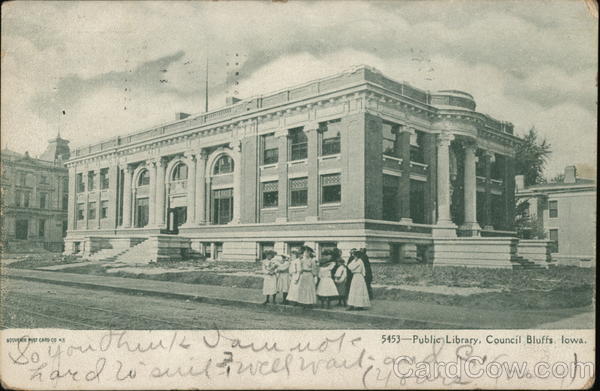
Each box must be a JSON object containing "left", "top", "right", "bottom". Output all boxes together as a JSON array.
[
  {"left": 261, "top": 251, "right": 278, "bottom": 304},
  {"left": 276, "top": 255, "right": 290, "bottom": 304},
  {"left": 287, "top": 250, "right": 301, "bottom": 305},
  {"left": 316, "top": 253, "right": 339, "bottom": 308}
]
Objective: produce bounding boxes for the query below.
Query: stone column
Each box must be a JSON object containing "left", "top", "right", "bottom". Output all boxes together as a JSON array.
[
  {"left": 148, "top": 161, "right": 156, "bottom": 226},
  {"left": 155, "top": 158, "right": 166, "bottom": 228},
  {"left": 276, "top": 128, "right": 289, "bottom": 222},
  {"left": 67, "top": 166, "right": 76, "bottom": 231},
  {"left": 461, "top": 142, "right": 481, "bottom": 235},
  {"left": 195, "top": 151, "right": 207, "bottom": 224},
  {"left": 483, "top": 151, "right": 494, "bottom": 230},
  {"left": 122, "top": 164, "right": 133, "bottom": 228},
  {"left": 399, "top": 126, "right": 414, "bottom": 223},
  {"left": 305, "top": 122, "right": 320, "bottom": 222},
  {"left": 96, "top": 169, "right": 102, "bottom": 229},
  {"left": 504, "top": 155, "right": 516, "bottom": 231},
  {"left": 432, "top": 133, "right": 457, "bottom": 237},
  {"left": 231, "top": 140, "right": 242, "bottom": 224},
  {"left": 182, "top": 152, "right": 197, "bottom": 227}
]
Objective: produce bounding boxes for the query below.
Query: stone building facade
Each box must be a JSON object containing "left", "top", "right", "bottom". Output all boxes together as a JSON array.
[
  {"left": 516, "top": 166, "right": 596, "bottom": 266},
  {"left": 1, "top": 136, "right": 70, "bottom": 252},
  {"left": 64, "top": 66, "right": 521, "bottom": 263}
]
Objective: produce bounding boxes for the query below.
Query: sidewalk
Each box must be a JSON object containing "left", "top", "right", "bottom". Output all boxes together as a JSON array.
[{"left": 2, "top": 268, "right": 592, "bottom": 329}]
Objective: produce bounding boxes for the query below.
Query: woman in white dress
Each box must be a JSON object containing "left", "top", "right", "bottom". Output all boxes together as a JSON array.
[
  {"left": 276, "top": 255, "right": 290, "bottom": 304},
  {"left": 346, "top": 256, "right": 370, "bottom": 310},
  {"left": 261, "top": 252, "right": 278, "bottom": 304},
  {"left": 287, "top": 251, "right": 301, "bottom": 305},
  {"left": 316, "top": 256, "right": 339, "bottom": 308},
  {"left": 296, "top": 246, "right": 317, "bottom": 307}
]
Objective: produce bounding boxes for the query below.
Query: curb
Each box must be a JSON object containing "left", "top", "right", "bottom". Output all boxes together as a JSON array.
[{"left": 4, "top": 272, "right": 468, "bottom": 329}]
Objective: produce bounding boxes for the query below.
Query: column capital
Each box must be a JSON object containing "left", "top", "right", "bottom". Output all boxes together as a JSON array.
[
  {"left": 463, "top": 140, "right": 478, "bottom": 153},
  {"left": 437, "top": 132, "right": 454, "bottom": 147},
  {"left": 274, "top": 128, "right": 288, "bottom": 138},
  {"left": 198, "top": 150, "right": 209, "bottom": 161},
  {"left": 146, "top": 159, "right": 157, "bottom": 168},
  {"left": 229, "top": 139, "right": 241, "bottom": 152},
  {"left": 483, "top": 150, "right": 496, "bottom": 162},
  {"left": 304, "top": 121, "right": 320, "bottom": 132},
  {"left": 184, "top": 151, "right": 197, "bottom": 162},
  {"left": 125, "top": 164, "right": 135, "bottom": 174},
  {"left": 154, "top": 157, "right": 166, "bottom": 167},
  {"left": 399, "top": 125, "right": 416, "bottom": 135}
]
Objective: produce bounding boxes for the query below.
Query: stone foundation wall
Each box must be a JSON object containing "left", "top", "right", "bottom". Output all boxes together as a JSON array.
[{"left": 433, "top": 237, "right": 519, "bottom": 268}]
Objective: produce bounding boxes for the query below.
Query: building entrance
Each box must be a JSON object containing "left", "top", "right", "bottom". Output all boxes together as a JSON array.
[
  {"left": 16, "top": 220, "right": 28, "bottom": 240},
  {"left": 167, "top": 206, "right": 187, "bottom": 234}
]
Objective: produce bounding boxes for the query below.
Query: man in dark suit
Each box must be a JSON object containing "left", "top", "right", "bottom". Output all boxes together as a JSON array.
[{"left": 359, "top": 248, "right": 373, "bottom": 299}]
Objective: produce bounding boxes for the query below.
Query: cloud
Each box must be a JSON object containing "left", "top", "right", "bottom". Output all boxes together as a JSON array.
[{"left": 1, "top": 0, "right": 596, "bottom": 177}]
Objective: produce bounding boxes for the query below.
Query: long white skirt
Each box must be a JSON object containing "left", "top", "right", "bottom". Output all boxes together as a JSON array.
[
  {"left": 316, "top": 277, "right": 339, "bottom": 297},
  {"left": 276, "top": 272, "right": 290, "bottom": 293},
  {"left": 262, "top": 274, "right": 277, "bottom": 295},
  {"left": 287, "top": 275, "right": 300, "bottom": 302},
  {"left": 347, "top": 274, "right": 370, "bottom": 308},
  {"left": 296, "top": 272, "right": 317, "bottom": 305}
]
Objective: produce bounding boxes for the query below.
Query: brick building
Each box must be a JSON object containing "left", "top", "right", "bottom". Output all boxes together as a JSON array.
[
  {"left": 1, "top": 135, "right": 70, "bottom": 252},
  {"left": 63, "top": 66, "right": 522, "bottom": 263}
]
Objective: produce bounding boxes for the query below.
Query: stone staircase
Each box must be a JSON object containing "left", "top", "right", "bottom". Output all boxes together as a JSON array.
[
  {"left": 84, "top": 247, "right": 132, "bottom": 262},
  {"left": 510, "top": 255, "right": 546, "bottom": 270},
  {"left": 116, "top": 239, "right": 157, "bottom": 264}
]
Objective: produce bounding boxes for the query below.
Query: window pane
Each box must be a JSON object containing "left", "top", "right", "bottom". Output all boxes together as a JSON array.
[
  {"left": 289, "top": 127, "right": 308, "bottom": 161},
  {"left": 172, "top": 163, "right": 188, "bottom": 181},
  {"left": 321, "top": 174, "right": 341, "bottom": 204},
  {"left": 138, "top": 170, "right": 150, "bottom": 186},
  {"left": 320, "top": 120, "right": 341, "bottom": 156},
  {"left": 262, "top": 181, "right": 278, "bottom": 208},
  {"left": 382, "top": 122, "right": 399, "bottom": 156},
  {"left": 88, "top": 202, "right": 96, "bottom": 219},
  {"left": 214, "top": 155, "right": 234, "bottom": 175},
  {"left": 262, "top": 133, "right": 279, "bottom": 164}
]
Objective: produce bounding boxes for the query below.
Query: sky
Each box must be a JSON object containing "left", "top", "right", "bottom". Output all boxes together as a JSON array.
[{"left": 1, "top": 0, "right": 597, "bottom": 178}]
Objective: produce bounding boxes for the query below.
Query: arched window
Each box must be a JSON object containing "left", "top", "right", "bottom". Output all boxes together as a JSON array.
[
  {"left": 213, "top": 155, "right": 234, "bottom": 175},
  {"left": 138, "top": 169, "right": 150, "bottom": 186},
  {"left": 171, "top": 162, "right": 188, "bottom": 181}
]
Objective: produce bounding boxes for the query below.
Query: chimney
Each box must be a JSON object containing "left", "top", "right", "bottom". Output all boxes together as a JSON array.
[
  {"left": 515, "top": 175, "right": 525, "bottom": 191},
  {"left": 175, "top": 112, "right": 190, "bottom": 120},
  {"left": 226, "top": 96, "right": 242, "bottom": 106},
  {"left": 564, "top": 165, "right": 577, "bottom": 184}
]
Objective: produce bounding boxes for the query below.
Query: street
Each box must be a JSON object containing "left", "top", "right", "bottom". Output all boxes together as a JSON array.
[{"left": 0, "top": 277, "right": 390, "bottom": 330}]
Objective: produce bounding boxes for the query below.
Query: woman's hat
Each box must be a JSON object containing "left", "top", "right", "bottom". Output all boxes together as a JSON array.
[{"left": 300, "top": 245, "right": 314, "bottom": 254}]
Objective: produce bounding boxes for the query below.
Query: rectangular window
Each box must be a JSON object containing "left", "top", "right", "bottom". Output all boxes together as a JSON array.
[
  {"left": 382, "top": 122, "right": 399, "bottom": 157},
  {"left": 289, "top": 177, "right": 308, "bottom": 207},
  {"left": 215, "top": 242, "right": 223, "bottom": 260},
  {"left": 410, "top": 180, "right": 426, "bottom": 223},
  {"left": 261, "top": 181, "right": 278, "bottom": 208},
  {"left": 202, "top": 242, "right": 212, "bottom": 258},
  {"left": 40, "top": 175, "right": 49, "bottom": 185},
  {"left": 100, "top": 168, "right": 109, "bottom": 189},
  {"left": 19, "top": 172, "right": 27, "bottom": 186},
  {"left": 23, "top": 192, "right": 30, "bottom": 208},
  {"left": 88, "top": 201, "right": 97, "bottom": 219},
  {"left": 261, "top": 133, "right": 279, "bottom": 165},
  {"left": 62, "top": 194, "right": 69, "bottom": 210},
  {"left": 289, "top": 127, "right": 308, "bottom": 161},
  {"left": 410, "top": 131, "right": 425, "bottom": 163},
  {"left": 549, "top": 229, "right": 559, "bottom": 252},
  {"left": 63, "top": 177, "right": 69, "bottom": 192},
  {"left": 318, "top": 242, "right": 338, "bottom": 258},
  {"left": 88, "top": 171, "right": 96, "bottom": 191},
  {"left": 101, "top": 200, "right": 109, "bottom": 219},
  {"left": 77, "top": 203, "right": 85, "bottom": 220},
  {"left": 259, "top": 242, "right": 275, "bottom": 259},
  {"left": 382, "top": 174, "right": 399, "bottom": 221},
  {"left": 15, "top": 191, "right": 21, "bottom": 207},
  {"left": 76, "top": 173, "right": 85, "bottom": 193},
  {"left": 135, "top": 198, "right": 149, "bottom": 227},
  {"left": 213, "top": 188, "right": 233, "bottom": 224},
  {"left": 320, "top": 119, "right": 341, "bottom": 156},
  {"left": 549, "top": 200, "right": 558, "bottom": 218},
  {"left": 38, "top": 219, "right": 45, "bottom": 238},
  {"left": 39, "top": 193, "right": 47, "bottom": 209},
  {"left": 321, "top": 173, "right": 341, "bottom": 204}
]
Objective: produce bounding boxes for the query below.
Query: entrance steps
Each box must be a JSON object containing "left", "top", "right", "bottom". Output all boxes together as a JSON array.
[
  {"left": 84, "top": 247, "right": 132, "bottom": 262},
  {"left": 510, "top": 255, "right": 546, "bottom": 270},
  {"left": 116, "top": 239, "right": 156, "bottom": 264}
]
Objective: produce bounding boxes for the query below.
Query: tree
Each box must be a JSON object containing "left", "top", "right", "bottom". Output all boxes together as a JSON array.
[{"left": 514, "top": 127, "right": 552, "bottom": 186}]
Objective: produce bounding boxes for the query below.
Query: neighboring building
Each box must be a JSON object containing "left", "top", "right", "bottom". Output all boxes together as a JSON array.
[
  {"left": 0, "top": 135, "right": 70, "bottom": 252},
  {"left": 64, "top": 65, "right": 521, "bottom": 263},
  {"left": 515, "top": 166, "right": 596, "bottom": 265}
]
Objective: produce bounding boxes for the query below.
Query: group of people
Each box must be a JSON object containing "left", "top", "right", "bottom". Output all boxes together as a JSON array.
[{"left": 261, "top": 246, "right": 373, "bottom": 311}]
